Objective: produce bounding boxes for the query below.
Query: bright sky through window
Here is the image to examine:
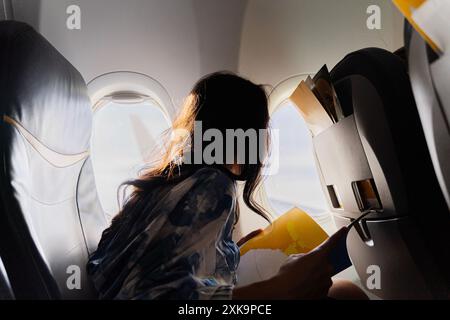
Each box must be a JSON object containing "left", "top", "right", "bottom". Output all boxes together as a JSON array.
[
  {"left": 91, "top": 101, "right": 170, "bottom": 217},
  {"left": 264, "top": 100, "right": 328, "bottom": 217}
]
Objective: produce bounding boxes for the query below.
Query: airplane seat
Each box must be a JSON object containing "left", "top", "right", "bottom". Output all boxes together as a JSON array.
[
  {"left": 0, "top": 257, "right": 14, "bottom": 300},
  {"left": 312, "top": 47, "right": 450, "bottom": 299},
  {"left": 407, "top": 25, "right": 450, "bottom": 212},
  {"left": 0, "top": 21, "right": 108, "bottom": 299}
]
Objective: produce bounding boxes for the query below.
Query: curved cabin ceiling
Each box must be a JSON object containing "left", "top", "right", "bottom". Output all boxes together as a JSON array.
[
  {"left": 10, "top": 0, "right": 403, "bottom": 105},
  {"left": 11, "top": 0, "right": 248, "bottom": 104},
  {"left": 239, "top": 0, "right": 404, "bottom": 87}
]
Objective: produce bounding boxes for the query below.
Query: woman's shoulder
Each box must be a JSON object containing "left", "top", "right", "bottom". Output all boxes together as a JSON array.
[
  {"left": 182, "top": 167, "right": 237, "bottom": 210},
  {"left": 166, "top": 167, "right": 237, "bottom": 226},
  {"left": 189, "top": 166, "right": 235, "bottom": 190}
]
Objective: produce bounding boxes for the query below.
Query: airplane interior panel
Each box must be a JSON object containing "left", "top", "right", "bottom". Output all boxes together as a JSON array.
[{"left": 0, "top": 0, "right": 450, "bottom": 309}]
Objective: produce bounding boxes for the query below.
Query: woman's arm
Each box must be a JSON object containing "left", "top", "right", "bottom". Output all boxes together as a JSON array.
[
  {"left": 113, "top": 168, "right": 239, "bottom": 300},
  {"left": 233, "top": 227, "right": 348, "bottom": 300}
]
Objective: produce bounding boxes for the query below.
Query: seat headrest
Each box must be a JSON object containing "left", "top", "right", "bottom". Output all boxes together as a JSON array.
[
  {"left": 0, "top": 21, "right": 92, "bottom": 155},
  {"left": 330, "top": 48, "right": 430, "bottom": 193},
  {"left": 331, "top": 47, "right": 413, "bottom": 117},
  {"left": 0, "top": 21, "right": 106, "bottom": 299}
]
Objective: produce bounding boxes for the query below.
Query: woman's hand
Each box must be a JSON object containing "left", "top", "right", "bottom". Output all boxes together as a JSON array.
[
  {"left": 271, "top": 227, "right": 349, "bottom": 299},
  {"left": 233, "top": 227, "right": 349, "bottom": 300}
]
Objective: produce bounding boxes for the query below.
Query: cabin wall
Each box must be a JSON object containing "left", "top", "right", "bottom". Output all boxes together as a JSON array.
[
  {"left": 9, "top": 0, "right": 404, "bottom": 114},
  {"left": 10, "top": 0, "right": 41, "bottom": 32},
  {"left": 0, "top": 0, "right": 14, "bottom": 20},
  {"left": 11, "top": 0, "right": 247, "bottom": 105},
  {"left": 239, "top": 0, "right": 404, "bottom": 87}
]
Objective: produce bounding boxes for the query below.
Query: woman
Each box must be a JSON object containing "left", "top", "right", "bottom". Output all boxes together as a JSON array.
[{"left": 87, "top": 72, "right": 366, "bottom": 300}]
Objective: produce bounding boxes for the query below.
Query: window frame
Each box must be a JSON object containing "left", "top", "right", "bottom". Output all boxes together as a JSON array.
[
  {"left": 88, "top": 71, "right": 175, "bottom": 121},
  {"left": 87, "top": 72, "right": 174, "bottom": 216},
  {"left": 260, "top": 73, "right": 330, "bottom": 219}
]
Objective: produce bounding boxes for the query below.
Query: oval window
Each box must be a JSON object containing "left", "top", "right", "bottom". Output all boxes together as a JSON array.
[
  {"left": 264, "top": 100, "right": 328, "bottom": 217},
  {"left": 91, "top": 99, "right": 171, "bottom": 217}
]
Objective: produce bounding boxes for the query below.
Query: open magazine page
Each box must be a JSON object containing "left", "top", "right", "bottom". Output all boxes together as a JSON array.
[{"left": 236, "top": 208, "right": 352, "bottom": 287}]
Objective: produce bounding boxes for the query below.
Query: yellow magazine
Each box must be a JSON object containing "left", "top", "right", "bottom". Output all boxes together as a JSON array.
[
  {"left": 237, "top": 208, "right": 352, "bottom": 287},
  {"left": 240, "top": 207, "right": 329, "bottom": 256}
]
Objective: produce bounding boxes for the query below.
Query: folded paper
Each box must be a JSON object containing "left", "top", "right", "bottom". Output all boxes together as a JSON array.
[
  {"left": 240, "top": 208, "right": 329, "bottom": 256},
  {"left": 310, "top": 65, "right": 345, "bottom": 122},
  {"left": 290, "top": 81, "right": 334, "bottom": 136}
]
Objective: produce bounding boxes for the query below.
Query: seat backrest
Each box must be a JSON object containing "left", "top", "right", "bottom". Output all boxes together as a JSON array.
[
  {"left": 312, "top": 47, "right": 450, "bottom": 299},
  {"left": 0, "top": 256, "right": 13, "bottom": 300},
  {"left": 408, "top": 28, "right": 450, "bottom": 211},
  {"left": 0, "top": 21, "right": 108, "bottom": 299}
]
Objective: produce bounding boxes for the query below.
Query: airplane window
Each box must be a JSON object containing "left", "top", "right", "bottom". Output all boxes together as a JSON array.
[
  {"left": 264, "top": 100, "right": 328, "bottom": 217},
  {"left": 91, "top": 100, "right": 171, "bottom": 217}
]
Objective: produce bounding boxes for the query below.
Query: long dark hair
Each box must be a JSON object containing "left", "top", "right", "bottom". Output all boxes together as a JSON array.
[{"left": 114, "top": 72, "right": 271, "bottom": 225}]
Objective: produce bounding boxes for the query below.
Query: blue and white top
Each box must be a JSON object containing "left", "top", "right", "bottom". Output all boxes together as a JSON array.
[{"left": 87, "top": 167, "right": 240, "bottom": 300}]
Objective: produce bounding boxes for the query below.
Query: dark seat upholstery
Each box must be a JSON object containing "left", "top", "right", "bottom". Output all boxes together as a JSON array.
[
  {"left": 0, "top": 21, "right": 108, "bottom": 299},
  {"left": 313, "top": 47, "right": 450, "bottom": 299},
  {"left": 0, "top": 257, "right": 13, "bottom": 300}
]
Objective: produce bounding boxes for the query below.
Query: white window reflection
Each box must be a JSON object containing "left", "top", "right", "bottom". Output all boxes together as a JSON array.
[
  {"left": 264, "top": 100, "right": 328, "bottom": 217},
  {"left": 91, "top": 101, "right": 171, "bottom": 216}
]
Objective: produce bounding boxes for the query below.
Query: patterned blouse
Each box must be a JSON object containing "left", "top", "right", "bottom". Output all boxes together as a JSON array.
[{"left": 87, "top": 167, "right": 240, "bottom": 300}]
